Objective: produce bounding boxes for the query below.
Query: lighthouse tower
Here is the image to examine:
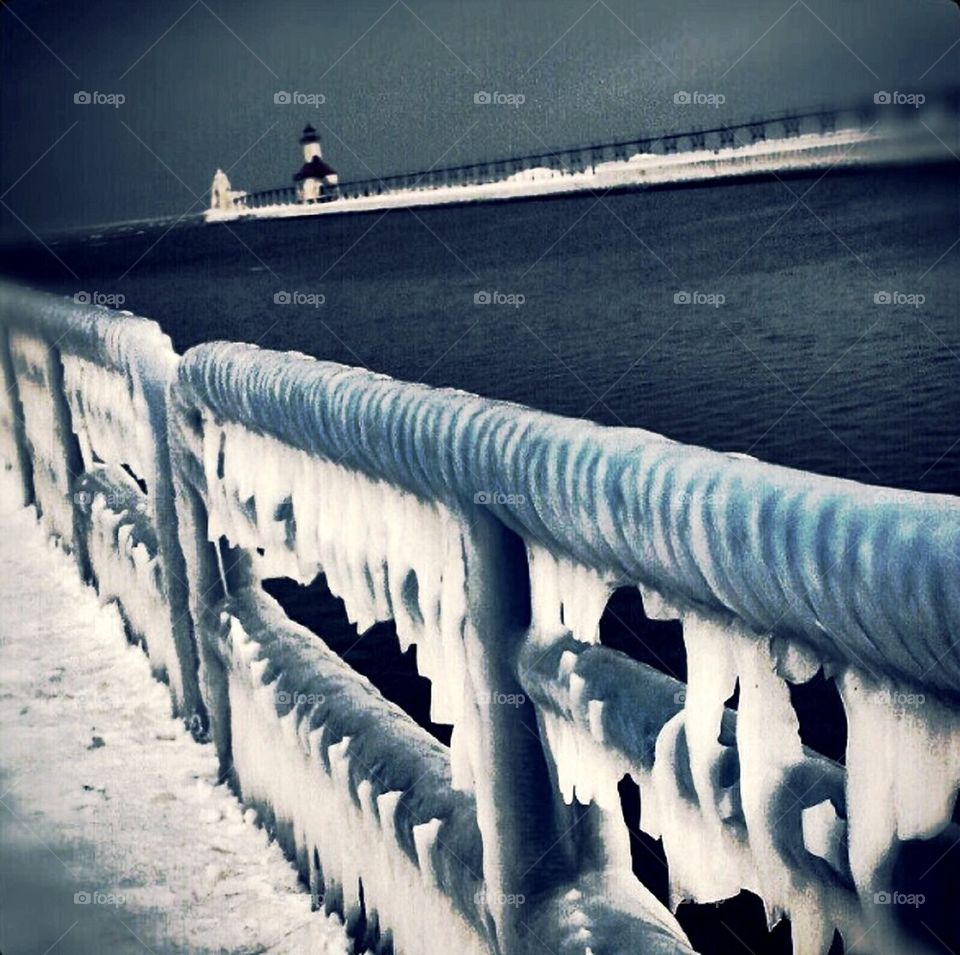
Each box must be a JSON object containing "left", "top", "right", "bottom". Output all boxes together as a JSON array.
[{"left": 294, "top": 125, "right": 339, "bottom": 202}]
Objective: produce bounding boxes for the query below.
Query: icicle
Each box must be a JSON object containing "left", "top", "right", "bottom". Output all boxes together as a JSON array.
[
  {"left": 198, "top": 418, "right": 479, "bottom": 792},
  {"left": 841, "top": 670, "right": 960, "bottom": 923},
  {"left": 527, "top": 544, "right": 615, "bottom": 645},
  {"left": 647, "top": 617, "right": 861, "bottom": 954},
  {"left": 638, "top": 585, "right": 683, "bottom": 622},
  {"left": 801, "top": 800, "right": 847, "bottom": 874},
  {"left": 733, "top": 633, "right": 814, "bottom": 935},
  {"left": 61, "top": 354, "right": 154, "bottom": 485}
]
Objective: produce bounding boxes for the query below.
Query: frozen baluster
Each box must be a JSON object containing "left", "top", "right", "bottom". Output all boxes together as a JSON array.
[
  {"left": 678, "top": 609, "right": 748, "bottom": 902},
  {"left": 734, "top": 632, "right": 844, "bottom": 955},
  {"left": 461, "top": 511, "right": 578, "bottom": 953}
]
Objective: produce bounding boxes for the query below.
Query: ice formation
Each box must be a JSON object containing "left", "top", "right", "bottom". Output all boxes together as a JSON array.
[
  {"left": 184, "top": 397, "right": 699, "bottom": 952},
  {"left": 216, "top": 591, "right": 491, "bottom": 955},
  {"left": 0, "top": 284, "right": 198, "bottom": 719},
  {"left": 75, "top": 471, "right": 184, "bottom": 697},
  {"left": 173, "top": 337, "right": 960, "bottom": 953},
  {"left": 7, "top": 330, "right": 77, "bottom": 543},
  {"left": 524, "top": 568, "right": 960, "bottom": 954},
  {"left": 200, "top": 418, "right": 480, "bottom": 790},
  {"left": 0, "top": 332, "right": 30, "bottom": 504},
  {"left": 527, "top": 543, "right": 616, "bottom": 646},
  {"left": 3, "top": 283, "right": 959, "bottom": 955},
  {"left": 178, "top": 340, "right": 960, "bottom": 699},
  {"left": 62, "top": 353, "right": 157, "bottom": 488},
  {"left": 841, "top": 670, "right": 960, "bottom": 951}
]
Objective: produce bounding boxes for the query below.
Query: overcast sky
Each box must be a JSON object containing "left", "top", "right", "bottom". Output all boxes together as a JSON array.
[{"left": 1, "top": 0, "right": 957, "bottom": 234}]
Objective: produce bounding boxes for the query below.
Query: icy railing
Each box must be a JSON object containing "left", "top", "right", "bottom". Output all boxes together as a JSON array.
[
  {"left": 0, "top": 284, "right": 201, "bottom": 718},
  {"left": 2, "top": 284, "right": 959, "bottom": 954},
  {"left": 167, "top": 346, "right": 697, "bottom": 955},
  {"left": 175, "top": 341, "right": 960, "bottom": 955}
]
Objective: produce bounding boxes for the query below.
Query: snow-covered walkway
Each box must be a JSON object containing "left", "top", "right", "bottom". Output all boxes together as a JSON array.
[{"left": 0, "top": 471, "right": 351, "bottom": 954}]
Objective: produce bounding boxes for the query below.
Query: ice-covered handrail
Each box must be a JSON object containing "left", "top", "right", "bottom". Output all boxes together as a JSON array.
[
  {"left": 0, "top": 282, "right": 200, "bottom": 720},
  {"left": 180, "top": 340, "right": 960, "bottom": 700},
  {"left": 0, "top": 283, "right": 177, "bottom": 382}
]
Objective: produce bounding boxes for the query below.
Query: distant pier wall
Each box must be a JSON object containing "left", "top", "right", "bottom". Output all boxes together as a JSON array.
[{"left": 207, "top": 93, "right": 960, "bottom": 224}]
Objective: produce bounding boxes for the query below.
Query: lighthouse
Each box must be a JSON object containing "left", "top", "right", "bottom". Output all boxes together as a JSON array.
[{"left": 294, "top": 124, "right": 339, "bottom": 202}]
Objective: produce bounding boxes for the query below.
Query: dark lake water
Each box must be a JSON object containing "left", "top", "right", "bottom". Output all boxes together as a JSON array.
[{"left": 2, "top": 163, "right": 958, "bottom": 495}]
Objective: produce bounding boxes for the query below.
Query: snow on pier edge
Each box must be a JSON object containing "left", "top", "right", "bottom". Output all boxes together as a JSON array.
[{"left": 0, "top": 469, "right": 352, "bottom": 955}]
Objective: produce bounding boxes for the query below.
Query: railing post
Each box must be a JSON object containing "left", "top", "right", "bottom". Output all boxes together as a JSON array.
[
  {"left": 36, "top": 338, "right": 92, "bottom": 579},
  {"left": 136, "top": 355, "right": 206, "bottom": 730},
  {"left": 458, "top": 508, "right": 577, "bottom": 952},
  {"left": 0, "top": 325, "right": 34, "bottom": 506},
  {"left": 166, "top": 382, "right": 234, "bottom": 774}
]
